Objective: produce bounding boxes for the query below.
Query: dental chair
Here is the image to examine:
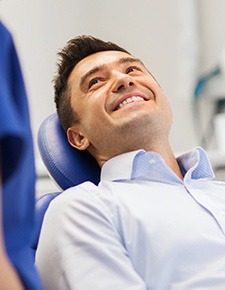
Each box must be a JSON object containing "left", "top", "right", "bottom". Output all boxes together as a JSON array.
[{"left": 31, "top": 113, "right": 101, "bottom": 254}]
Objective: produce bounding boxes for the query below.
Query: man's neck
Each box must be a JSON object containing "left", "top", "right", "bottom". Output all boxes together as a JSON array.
[
  {"left": 96, "top": 143, "right": 183, "bottom": 180},
  {"left": 147, "top": 143, "right": 183, "bottom": 180}
]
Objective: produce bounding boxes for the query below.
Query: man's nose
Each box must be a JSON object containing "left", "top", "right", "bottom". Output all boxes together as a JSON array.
[{"left": 111, "top": 73, "right": 134, "bottom": 94}]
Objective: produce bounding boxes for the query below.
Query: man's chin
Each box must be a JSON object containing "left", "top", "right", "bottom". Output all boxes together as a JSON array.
[{"left": 117, "top": 110, "right": 155, "bottom": 127}]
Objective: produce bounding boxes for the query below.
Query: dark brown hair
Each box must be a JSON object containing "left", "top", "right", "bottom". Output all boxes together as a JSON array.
[{"left": 53, "top": 35, "right": 130, "bottom": 132}]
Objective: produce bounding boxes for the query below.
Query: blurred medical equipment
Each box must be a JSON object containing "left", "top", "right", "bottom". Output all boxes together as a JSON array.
[{"left": 193, "top": 47, "right": 225, "bottom": 151}]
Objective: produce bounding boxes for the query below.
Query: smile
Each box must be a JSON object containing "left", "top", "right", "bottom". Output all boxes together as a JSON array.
[{"left": 118, "top": 96, "right": 145, "bottom": 109}]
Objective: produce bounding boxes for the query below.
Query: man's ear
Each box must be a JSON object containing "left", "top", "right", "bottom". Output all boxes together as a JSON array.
[{"left": 67, "top": 127, "right": 90, "bottom": 151}]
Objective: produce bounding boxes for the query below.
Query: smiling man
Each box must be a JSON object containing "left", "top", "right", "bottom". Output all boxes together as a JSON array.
[
  {"left": 66, "top": 50, "right": 179, "bottom": 172},
  {"left": 36, "top": 36, "right": 225, "bottom": 290}
]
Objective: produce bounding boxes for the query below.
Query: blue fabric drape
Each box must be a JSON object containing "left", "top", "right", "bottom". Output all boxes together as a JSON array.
[{"left": 0, "top": 22, "right": 42, "bottom": 290}]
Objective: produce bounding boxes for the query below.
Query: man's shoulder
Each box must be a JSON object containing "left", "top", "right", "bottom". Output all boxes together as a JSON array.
[
  {"left": 50, "top": 181, "right": 100, "bottom": 206},
  {"left": 43, "top": 181, "right": 116, "bottom": 229},
  {"left": 47, "top": 181, "right": 116, "bottom": 214}
]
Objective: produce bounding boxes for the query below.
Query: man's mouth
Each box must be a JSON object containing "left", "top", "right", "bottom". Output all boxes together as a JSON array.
[
  {"left": 114, "top": 95, "right": 147, "bottom": 111},
  {"left": 118, "top": 96, "right": 145, "bottom": 109}
]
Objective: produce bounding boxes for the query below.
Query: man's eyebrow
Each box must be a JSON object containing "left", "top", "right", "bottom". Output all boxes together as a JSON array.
[
  {"left": 118, "top": 57, "right": 145, "bottom": 67},
  {"left": 80, "top": 65, "right": 104, "bottom": 90}
]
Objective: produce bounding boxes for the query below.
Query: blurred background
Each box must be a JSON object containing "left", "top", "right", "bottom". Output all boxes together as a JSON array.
[{"left": 1, "top": 0, "right": 225, "bottom": 195}]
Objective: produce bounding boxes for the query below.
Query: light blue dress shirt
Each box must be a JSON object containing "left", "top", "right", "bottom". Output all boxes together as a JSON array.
[{"left": 36, "top": 147, "right": 225, "bottom": 290}]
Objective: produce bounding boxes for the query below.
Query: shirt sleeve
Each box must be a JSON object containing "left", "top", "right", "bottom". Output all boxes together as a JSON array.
[
  {"left": 0, "top": 22, "right": 42, "bottom": 290},
  {"left": 0, "top": 22, "right": 27, "bottom": 182},
  {"left": 36, "top": 182, "right": 147, "bottom": 290}
]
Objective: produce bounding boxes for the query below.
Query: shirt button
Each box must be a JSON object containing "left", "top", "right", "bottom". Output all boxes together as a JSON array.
[{"left": 149, "top": 158, "right": 156, "bottom": 164}]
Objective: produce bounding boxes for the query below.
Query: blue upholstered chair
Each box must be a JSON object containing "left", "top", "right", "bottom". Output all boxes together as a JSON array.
[{"left": 31, "top": 113, "right": 101, "bottom": 253}]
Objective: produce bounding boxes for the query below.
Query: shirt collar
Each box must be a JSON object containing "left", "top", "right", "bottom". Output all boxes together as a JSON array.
[
  {"left": 100, "top": 147, "right": 215, "bottom": 183},
  {"left": 177, "top": 146, "right": 215, "bottom": 181},
  {"left": 101, "top": 149, "right": 144, "bottom": 182}
]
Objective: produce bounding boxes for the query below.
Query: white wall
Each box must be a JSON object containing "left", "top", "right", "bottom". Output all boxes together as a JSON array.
[
  {"left": 198, "top": 0, "right": 225, "bottom": 72},
  {"left": 1, "top": 0, "right": 225, "bottom": 161}
]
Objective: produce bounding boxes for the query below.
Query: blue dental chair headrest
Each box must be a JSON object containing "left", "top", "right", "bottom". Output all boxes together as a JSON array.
[{"left": 37, "top": 113, "right": 101, "bottom": 190}]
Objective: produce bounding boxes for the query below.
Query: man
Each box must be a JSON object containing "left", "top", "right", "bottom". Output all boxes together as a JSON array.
[{"left": 36, "top": 35, "right": 225, "bottom": 289}]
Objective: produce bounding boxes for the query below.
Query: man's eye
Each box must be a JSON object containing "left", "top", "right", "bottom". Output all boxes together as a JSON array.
[
  {"left": 126, "top": 66, "right": 141, "bottom": 74},
  {"left": 88, "top": 78, "right": 100, "bottom": 88}
]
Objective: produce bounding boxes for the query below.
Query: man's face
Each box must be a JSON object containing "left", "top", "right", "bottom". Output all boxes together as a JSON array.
[{"left": 67, "top": 50, "right": 173, "bottom": 163}]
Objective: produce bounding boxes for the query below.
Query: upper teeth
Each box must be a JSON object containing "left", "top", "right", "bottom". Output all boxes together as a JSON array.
[{"left": 119, "top": 96, "right": 144, "bottom": 108}]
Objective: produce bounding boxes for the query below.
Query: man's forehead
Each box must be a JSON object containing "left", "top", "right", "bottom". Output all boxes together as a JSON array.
[{"left": 73, "top": 50, "right": 137, "bottom": 75}]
